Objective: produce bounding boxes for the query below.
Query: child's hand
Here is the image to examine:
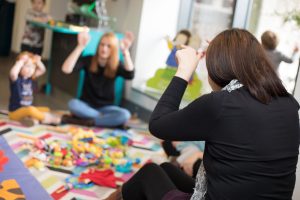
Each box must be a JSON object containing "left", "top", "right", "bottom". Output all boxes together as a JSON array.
[
  {"left": 120, "top": 31, "right": 135, "bottom": 52},
  {"left": 172, "top": 141, "right": 180, "bottom": 147},
  {"left": 34, "top": 55, "right": 42, "bottom": 63},
  {"left": 293, "top": 46, "right": 299, "bottom": 53},
  {"left": 47, "top": 15, "right": 53, "bottom": 21},
  {"left": 18, "top": 54, "right": 29, "bottom": 64},
  {"left": 181, "top": 154, "right": 198, "bottom": 176},
  {"left": 77, "top": 29, "right": 90, "bottom": 48},
  {"left": 33, "top": 17, "right": 48, "bottom": 23},
  {"left": 180, "top": 151, "right": 203, "bottom": 176}
]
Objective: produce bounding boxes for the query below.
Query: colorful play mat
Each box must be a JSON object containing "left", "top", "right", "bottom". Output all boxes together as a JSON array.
[{"left": 0, "top": 114, "right": 165, "bottom": 200}]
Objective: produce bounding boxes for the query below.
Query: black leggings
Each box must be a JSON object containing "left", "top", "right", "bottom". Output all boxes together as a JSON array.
[
  {"left": 162, "top": 140, "right": 181, "bottom": 157},
  {"left": 122, "top": 162, "right": 195, "bottom": 200}
]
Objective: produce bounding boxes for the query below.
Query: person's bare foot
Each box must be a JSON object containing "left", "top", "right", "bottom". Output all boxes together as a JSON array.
[
  {"left": 42, "top": 113, "right": 61, "bottom": 125},
  {"left": 19, "top": 117, "right": 38, "bottom": 127}
]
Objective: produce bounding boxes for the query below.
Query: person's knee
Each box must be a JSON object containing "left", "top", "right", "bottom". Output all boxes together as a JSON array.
[
  {"left": 160, "top": 162, "right": 173, "bottom": 170},
  {"left": 26, "top": 106, "right": 37, "bottom": 115},
  {"left": 117, "top": 108, "right": 131, "bottom": 124},
  {"left": 68, "top": 99, "right": 80, "bottom": 111},
  {"left": 141, "top": 163, "right": 161, "bottom": 174}
]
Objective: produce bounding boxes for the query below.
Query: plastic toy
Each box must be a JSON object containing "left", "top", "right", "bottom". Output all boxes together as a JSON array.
[
  {"left": 79, "top": 169, "right": 118, "bottom": 188},
  {"left": 65, "top": 175, "right": 94, "bottom": 189}
]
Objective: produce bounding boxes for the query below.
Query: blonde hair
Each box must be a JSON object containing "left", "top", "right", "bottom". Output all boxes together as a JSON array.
[
  {"left": 17, "top": 51, "right": 37, "bottom": 67},
  {"left": 90, "top": 32, "right": 119, "bottom": 78},
  {"left": 261, "top": 31, "right": 278, "bottom": 50},
  {"left": 16, "top": 51, "right": 38, "bottom": 79}
]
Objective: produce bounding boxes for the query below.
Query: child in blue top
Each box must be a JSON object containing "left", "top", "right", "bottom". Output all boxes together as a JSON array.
[{"left": 8, "top": 52, "right": 60, "bottom": 126}]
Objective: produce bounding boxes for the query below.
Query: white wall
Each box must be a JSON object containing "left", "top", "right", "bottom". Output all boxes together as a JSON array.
[
  {"left": 106, "top": 0, "right": 181, "bottom": 111},
  {"left": 130, "top": 0, "right": 181, "bottom": 110},
  {"left": 106, "top": 0, "right": 143, "bottom": 62},
  {"left": 132, "top": 0, "right": 180, "bottom": 88},
  {"left": 11, "top": 0, "right": 69, "bottom": 59}
]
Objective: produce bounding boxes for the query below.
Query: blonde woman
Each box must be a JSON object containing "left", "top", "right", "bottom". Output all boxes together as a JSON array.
[{"left": 62, "top": 31, "right": 134, "bottom": 127}]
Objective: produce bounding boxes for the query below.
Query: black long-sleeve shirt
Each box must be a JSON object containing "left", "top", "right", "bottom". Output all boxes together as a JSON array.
[
  {"left": 149, "top": 77, "right": 300, "bottom": 200},
  {"left": 75, "top": 56, "right": 134, "bottom": 108}
]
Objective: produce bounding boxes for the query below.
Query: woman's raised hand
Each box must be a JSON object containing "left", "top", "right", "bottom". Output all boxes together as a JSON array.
[
  {"left": 175, "top": 45, "right": 204, "bottom": 81},
  {"left": 77, "top": 29, "right": 90, "bottom": 48},
  {"left": 120, "top": 31, "right": 135, "bottom": 52}
]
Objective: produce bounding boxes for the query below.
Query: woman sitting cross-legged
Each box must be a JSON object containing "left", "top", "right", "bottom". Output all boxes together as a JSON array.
[{"left": 61, "top": 30, "right": 135, "bottom": 128}]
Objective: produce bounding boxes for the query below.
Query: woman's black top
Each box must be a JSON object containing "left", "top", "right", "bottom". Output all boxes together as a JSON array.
[
  {"left": 74, "top": 56, "right": 134, "bottom": 108},
  {"left": 149, "top": 76, "right": 300, "bottom": 200}
]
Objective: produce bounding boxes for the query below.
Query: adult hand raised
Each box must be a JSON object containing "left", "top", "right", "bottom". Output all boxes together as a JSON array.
[
  {"left": 120, "top": 31, "right": 135, "bottom": 53},
  {"left": 77, "top": 28, "right": 90, "bottom": 48},
  {"left": 175, "top": 45, "right": 204, "bottom": 81}
]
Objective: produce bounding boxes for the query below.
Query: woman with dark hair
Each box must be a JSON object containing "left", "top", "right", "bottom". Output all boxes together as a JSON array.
[{"left": 106, "top": 29, "right": 300, "bottom": 200}]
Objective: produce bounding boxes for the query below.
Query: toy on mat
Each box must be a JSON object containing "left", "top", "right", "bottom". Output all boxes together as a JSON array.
[
  {"left": 79, "top": 169, "right": 120, "bottom": 188},
  {"left": 65, "top": 175, "right": 94, "bottom": 190},
  {"left": 56, "top": 183, "right": 73, "bottom": 194}
]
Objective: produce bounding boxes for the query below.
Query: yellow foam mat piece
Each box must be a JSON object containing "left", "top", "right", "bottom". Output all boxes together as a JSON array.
[{"left": 0, "top": 179, "right": 25, "bottom": 200}]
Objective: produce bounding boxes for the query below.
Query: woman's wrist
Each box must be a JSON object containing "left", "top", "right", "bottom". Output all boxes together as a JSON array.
[
  {"left": 175, "top": 67, "right": 193, "bottom": 82},
  {"left": 122, "top": 49, "right": 130, "bottom": 57},
  {"left": 76, "top": 44, "right": 86, "bottom": 51}
]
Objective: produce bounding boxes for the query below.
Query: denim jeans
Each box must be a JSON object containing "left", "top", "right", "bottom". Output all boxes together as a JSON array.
[{"left": 68, "top": 99, "right": 131, "bottom": 127}]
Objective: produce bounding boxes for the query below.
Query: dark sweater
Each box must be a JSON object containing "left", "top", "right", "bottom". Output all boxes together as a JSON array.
[
  {"left": 75, "top": 56, "right": 134, "bottom": 108},
  {"left": 9, "top": 77, "right": 33, "bottom": 112},
  {"left": 149, "top": 76, "right": 300, "bottom": 200}
]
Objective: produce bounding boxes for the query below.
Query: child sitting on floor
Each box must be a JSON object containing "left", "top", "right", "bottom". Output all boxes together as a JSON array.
[
  {"left": 8, "top": 52, "right": 60, "bottom": 126},
  {"left": 162, "top": 140, "right": 204, "bottom": 178}
]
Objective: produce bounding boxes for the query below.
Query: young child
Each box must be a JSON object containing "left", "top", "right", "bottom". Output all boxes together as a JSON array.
[
  {"left": 162, "top": 140, "right": 204, "bottom": 178},
  {"left": 8, "top": 52, "right": 60, "bottom": 126},
  {"left": 261, "top": 30, "right": 298, "bottom": 72},
  {"left": 21, "top": 0, "right": 51, "bottom": 55}
]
